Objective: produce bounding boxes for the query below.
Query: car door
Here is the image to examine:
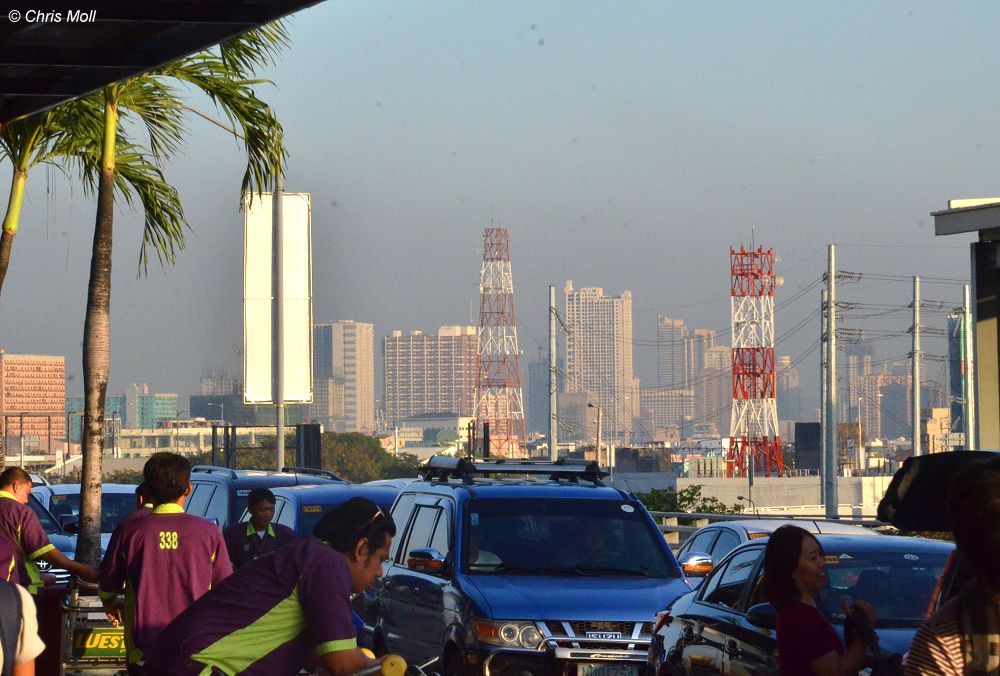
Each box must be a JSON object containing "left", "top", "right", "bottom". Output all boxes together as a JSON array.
[
  {"left": 406, "top": 501, "right": 453, "bottom": 664},
  {"left": 382, "top": 495, "right": 438, "bottom": 660},
  {"left": 673, "top": 547, "right": 763, "bottom": 676},
  {"left": 723, "top": 552, "right": 777, "bottom": 676}
]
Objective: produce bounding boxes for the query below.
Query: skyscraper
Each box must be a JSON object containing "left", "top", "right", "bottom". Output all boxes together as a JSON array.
[
  {"left": 685, "top": 328, "right": 717, "bottom": 386},
  {"left": 0, "top": 350, "right": 65, "bottom": 450},
  {"left": 564, "top": 281, "right": 640, "bottom": 442},
  {"left": 383, "top": 326, "right": 478, "bottom": 424},
  {"left": 657, "top": 316, "right": 687, "bottom": 389},
  {"left": 313, "top": 320, "right": 375, "bottom": 433},
  {"left": 776, "top": 355, "right": 802, "bottom": 421}
]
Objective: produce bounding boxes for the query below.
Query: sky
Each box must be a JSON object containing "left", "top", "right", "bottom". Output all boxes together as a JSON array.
[{"left": 0, "top": 1, "right": 994, "bottom": 414}]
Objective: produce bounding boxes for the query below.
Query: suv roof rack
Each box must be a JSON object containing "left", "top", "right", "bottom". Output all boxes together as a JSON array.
[
  {"left": 419, "top": 455, "right": 608, "bottom": 484},
  {"left": 281, "top": 466, "right": 347, "bottom": 483},
  {"left": 191, "top": 465, "right": 238, "bottom": 479}
]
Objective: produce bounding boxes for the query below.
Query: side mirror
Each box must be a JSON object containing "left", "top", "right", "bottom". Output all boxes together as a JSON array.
[
  {"left": 59, "top": 514, "right": 80, "bottom": 533},
  {"left": 407, "top": 548, "right": 447, "bottom": 574},
  {"left": 746, "top": 603, "right": 777, "bottom": 631},
  {"left": 679, "top": 552, "right": 713, "bottom": 578}
]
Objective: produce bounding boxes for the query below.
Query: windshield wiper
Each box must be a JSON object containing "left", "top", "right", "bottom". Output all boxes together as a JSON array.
[{"left": 469, "top": 562, "right": 582, "bottom": 575}]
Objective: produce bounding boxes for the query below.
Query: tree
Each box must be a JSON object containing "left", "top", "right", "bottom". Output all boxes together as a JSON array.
[
  {"left": 636, "top": 485, "right": 743, "bottom": 515},
  {"left": 75, "top": 27, "right": 288, "bottom": 566}
]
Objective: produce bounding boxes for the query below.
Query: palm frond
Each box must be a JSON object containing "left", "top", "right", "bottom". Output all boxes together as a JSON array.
[
  {"left": 217, "top": 19, "right": 291, "bottom": 78},
  {"left": 115, "top": 77, "right": 186, "bottom": 162}
]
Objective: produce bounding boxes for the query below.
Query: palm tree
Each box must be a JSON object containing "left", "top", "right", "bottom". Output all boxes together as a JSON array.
[{"left": 75, "top": 26, "right": 288, "bottom": 565}]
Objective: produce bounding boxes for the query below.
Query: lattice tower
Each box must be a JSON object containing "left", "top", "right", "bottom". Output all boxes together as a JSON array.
[
  {"left": 475, "top": 227, "right": 527, "bottom": 457},
  {"left": 727, "top": 246, "right": 784, "bottom": 477}
]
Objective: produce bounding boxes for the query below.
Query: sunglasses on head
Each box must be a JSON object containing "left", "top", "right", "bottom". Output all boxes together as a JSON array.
[{"left": 357, "top": 506, "right": 385, "bottom": 539}]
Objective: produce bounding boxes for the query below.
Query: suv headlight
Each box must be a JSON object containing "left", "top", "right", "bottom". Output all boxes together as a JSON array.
[{"left": 474, "top": 621, "right": 544, "bottom": 649}]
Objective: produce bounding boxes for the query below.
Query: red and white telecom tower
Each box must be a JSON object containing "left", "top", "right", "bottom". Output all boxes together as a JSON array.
[
  {"left": 727, "top": 245, "right": 784, "bottom": 477},
  {"left": 475, "top": 227, "right": 527, "bottom": 457}
]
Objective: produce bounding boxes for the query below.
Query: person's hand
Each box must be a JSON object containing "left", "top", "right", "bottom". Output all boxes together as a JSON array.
[
  {"left": 846, "top": 599, "right": 876, "bottom": 625},
  {"left": 79, "top": 564, "right": 100, "bottom": 583},
  {"left": 102, "top": 597, "right": 124, "bottom": 626}
]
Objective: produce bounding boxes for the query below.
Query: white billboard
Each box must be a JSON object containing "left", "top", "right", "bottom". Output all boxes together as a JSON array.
[{"left": 243, "top": 192, "right": 313, "bottom": 404}]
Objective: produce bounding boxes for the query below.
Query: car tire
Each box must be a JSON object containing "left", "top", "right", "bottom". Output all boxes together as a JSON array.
[{"left": 442, "top": 647, "right": 465, "bottom": 676}]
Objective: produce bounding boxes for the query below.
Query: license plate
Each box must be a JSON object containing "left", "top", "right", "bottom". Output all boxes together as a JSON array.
[
  {"left": 578, "top": 665, "right": 639, "bottom": 676},
  {"left": 70, "top": 627, "right": 127, "bottom": 659}
]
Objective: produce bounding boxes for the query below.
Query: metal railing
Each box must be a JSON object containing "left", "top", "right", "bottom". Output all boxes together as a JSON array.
[{"left": 649, "top": 510, "right": 888, "bottom": 547}]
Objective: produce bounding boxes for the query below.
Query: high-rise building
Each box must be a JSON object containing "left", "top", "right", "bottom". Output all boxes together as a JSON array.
[
  {"left": 0, "top": 351, "right": 65, "bottom": 450},
  {"left": 695, "top": 366, "right": 731, "bottom": 438},
  {"left": 200, "top": 368, "right": 241, "bottom": 396},
  {"left": 525, "top": 357, "right": 549, "bottom": 435},
  {"left": 138, "top": 393, "right": 178, "bottom": 429},
  {"left": 564, "top": 282, "right": 640, "bottom": 442},
  {"left": 66, "top": 395, "right": 126, "bottom": 442},
  {"left": 657, "top": 316, "right": 688, "bottom": 389},
  {"left": 640, "top": 389, "right": 694, "bottom": 434},
  {"left": 383, "top": 326, "right": 478, "bottom": 424},
  {"left": 313, "top": 321, "right": 375, "bottom": 433},
  {"left": 777, "top": 355, "right": 802, "bottom": 421},
  {"left": 685, "top": 329, "right": 716, "bottom": 386}
]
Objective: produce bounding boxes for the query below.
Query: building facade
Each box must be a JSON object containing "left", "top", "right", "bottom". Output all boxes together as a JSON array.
[
  {"left": 313, "top": 321, "right": 375, "bottom": 433},
  {"left": 639, "top": 389, "right": 695, "bottom": 435},
  {"left": 383, "top": 325, "right": 478, "bottom": 424},
  {"left": 656, "top": 316, "right": 688, "bottom": 389},
  {"left": 0, "top": 351, "right": 65, "bottom": 450},
  {"left": 564, "top": 282, "right": 640, "bottom": 442}
]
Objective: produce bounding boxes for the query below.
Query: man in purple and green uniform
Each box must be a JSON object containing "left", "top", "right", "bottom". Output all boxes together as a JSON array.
[
  {"left": 99, "top": 453, "right": 233, "bottom": 668},
  {"left": 0, "top": 466, "right": 99, "bottom": 591},
  {"left": 222, "top": 487, "right": 296, "bottom": 569},
  {"left": 147, "top": 497, "right": 396, "bottom": 675}
]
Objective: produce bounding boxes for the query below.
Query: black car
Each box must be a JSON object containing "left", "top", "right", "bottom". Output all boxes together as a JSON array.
[
  {"left": 184, "top": 466, "right": 344, "bottom": 528},
  {"left": 359, "top": 456, "right": 690, "bottom": 676},
  {"left": 647, "top": 534, "right": 953, "bottom": 676}
]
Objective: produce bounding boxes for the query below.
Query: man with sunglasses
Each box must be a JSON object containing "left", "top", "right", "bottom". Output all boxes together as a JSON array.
[{"left": 146, "top": 497, "right": 396, "bottom": 675}]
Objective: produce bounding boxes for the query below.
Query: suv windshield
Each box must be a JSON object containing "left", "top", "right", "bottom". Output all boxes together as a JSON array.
[
  {"left": 50, "top": 492, "right": 137, "bottom": 533},
  {"left": 818, "top": 548, "right": 949, "bottom": 627},
  {"left": 464, "top": 498, "right": 677, "bottom": 578}
]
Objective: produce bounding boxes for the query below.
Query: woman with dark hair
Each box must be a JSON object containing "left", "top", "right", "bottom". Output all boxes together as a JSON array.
[{"left": 764, "top": 524, "right": 875, "bottom": 676}]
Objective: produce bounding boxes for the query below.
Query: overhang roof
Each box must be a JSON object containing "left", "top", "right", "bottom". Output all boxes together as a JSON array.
[
  {"left": 0, "top": 1, "right": 322, "bottom": 124},
  {"left": 932, "top": 199, "right": 1000, "bottom": 236}
]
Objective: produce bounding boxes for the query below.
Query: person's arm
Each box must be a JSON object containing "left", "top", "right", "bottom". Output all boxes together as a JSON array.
[
  {"left": 807, "top": 601, "right": 876, "bottom": 676},
  {"left": 98, "top": 527, "right": 128, "bottom": 622},
  {"left": 13, "top": 661, "right": 33, "bottom": 676},
  {"left": 211, "top": 530, "right": 234, "bottom": 585},
  {"left": 319, "top": 647, "right": 381, "bottom": 674},
  {"left": 39, "top": 549, "right": 98, "bottom": 583}
]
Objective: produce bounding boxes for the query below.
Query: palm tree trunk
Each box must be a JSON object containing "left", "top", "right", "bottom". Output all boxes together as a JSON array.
[
  {"left": 0, "top": 168, "right": 27, "bottom": 297},
  {"left": 79, "top": 87, "right": 117, "bottom": 567}
]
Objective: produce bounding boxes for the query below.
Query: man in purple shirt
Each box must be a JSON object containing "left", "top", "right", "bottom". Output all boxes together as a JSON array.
[
  {"left": 147, "top": 497, "right": 396, "bottom": 675},
  {"left": 222, "top": 488, "right": 296, "bottom": 568},
  {"left": 0, "top": 466, "right": 99, "bottom": 591},
  {"left": 99, "top": 453, "right": 233, "bottom": 668}
]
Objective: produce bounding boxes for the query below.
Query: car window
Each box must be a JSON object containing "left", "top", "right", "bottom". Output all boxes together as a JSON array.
[
  {"left": 400, "top": 506, "right": 438, "bottom": 562},
  {"left": 185, "top": 483, "right": 214, "bottom": 516},
  {"left": 275, "top": 498, "right": 295, "bottom": 530},
  {"left": 684, "top": 529, "right": 718, "bottom": 556},
  {"left": 388, "top": 494, "right": 418, "bottom": 561},
  {"left": 205, "top": 488, "right": 229, "bottom": 526},
  {"left": 701, "top": 548, "right": 761, "bottom": 609},
  {"left": 711, "top": 529, "right": 741, "bottom": 563},
  {"left": 429, "top": 508, "right": 450, "bottom": 556}
]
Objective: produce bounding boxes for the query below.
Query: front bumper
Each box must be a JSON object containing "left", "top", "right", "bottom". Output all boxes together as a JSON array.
[{"left": 480, "top": 639, "right": 650, "bottom": 676}]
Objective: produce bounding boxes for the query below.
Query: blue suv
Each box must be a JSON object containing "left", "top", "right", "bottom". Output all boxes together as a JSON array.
[{"left": 358, "top": 456, "right": 690, "bottom": 676}]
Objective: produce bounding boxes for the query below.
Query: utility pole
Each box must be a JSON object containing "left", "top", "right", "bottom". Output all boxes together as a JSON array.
[
  {"left": 596, "top": 406, "right": 602, "bottom": 466},
  {"left": 824, "top": 245, "right": 838, "bottom": 518},
  {"left": 912, "top": 275, "right": 921, "bottom": 457},
  {"left": 548, "top": 285, "right": 558, "bottom": 461},
  {"left": 273, "top": 174, "right": 286, "bottom": 471},
  {"left": 963, "top": 283, "right": 976, "bottom": 450},
  {"left": 820, "top": 289, "right": 827, "bottom": 502}
]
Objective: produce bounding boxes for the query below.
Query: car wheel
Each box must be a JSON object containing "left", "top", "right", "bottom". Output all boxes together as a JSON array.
[{"left": 442, "top": 648, "right": 465, "bottom": 676}]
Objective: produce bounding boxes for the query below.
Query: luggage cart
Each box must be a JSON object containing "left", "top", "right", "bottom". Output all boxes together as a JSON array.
[{"left": 60, "top": 582, "right": 127, "bottom": 675}]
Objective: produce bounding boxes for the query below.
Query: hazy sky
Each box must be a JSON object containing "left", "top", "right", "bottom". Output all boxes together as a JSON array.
[{"left": 0, "top": 1, "right": 991, "bottom": 413}]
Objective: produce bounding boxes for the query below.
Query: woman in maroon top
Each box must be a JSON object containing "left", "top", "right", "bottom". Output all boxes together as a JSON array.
[{"left": 763, "top": 525, "right": 875, "bottom": 676}]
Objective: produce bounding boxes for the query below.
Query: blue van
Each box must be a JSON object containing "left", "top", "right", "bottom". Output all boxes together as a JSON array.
[
  {"left": 248, "top": 483, "right": 402, "bottom": 536},
  {"left": 358, "top": 456, "right": 691, "bottom": 676}
]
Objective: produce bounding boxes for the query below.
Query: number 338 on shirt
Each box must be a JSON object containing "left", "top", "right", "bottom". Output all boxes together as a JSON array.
[{"left": 159, "top": 531, "right": 179, "bottom": 549}]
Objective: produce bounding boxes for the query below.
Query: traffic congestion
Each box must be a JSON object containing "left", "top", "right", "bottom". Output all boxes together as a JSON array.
[{"left": 0, "top": 450, "right": 996, "bottom": 675}]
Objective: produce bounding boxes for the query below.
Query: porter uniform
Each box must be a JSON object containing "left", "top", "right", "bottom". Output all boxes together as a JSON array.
[
  {"left": 147, "top": 537, "right": 357, "bottom": 675},
  {"left": 0, "top": 490, "right": 55, "bottom": 591},
  {"left": 98, "top": 504, "right": 233, "bottom": 665},
  {"left": 222, "top": 521, "right": 297, "bottom": 569}
]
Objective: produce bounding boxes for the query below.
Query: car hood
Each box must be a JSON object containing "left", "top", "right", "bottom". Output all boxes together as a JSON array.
[
  {"left": 48, "top": 532, "right": 76, "bottom": 555},
  {"left": 466, "top": 574, "right": 690, "bottom": 621},
  {"left": 875, "top": 627, "right": 921, "bottom": 657}
]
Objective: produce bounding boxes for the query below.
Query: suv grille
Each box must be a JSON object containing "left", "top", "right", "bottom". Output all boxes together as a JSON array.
[{"left": 538, "top": 620, "right": 652, "bottom": 651}]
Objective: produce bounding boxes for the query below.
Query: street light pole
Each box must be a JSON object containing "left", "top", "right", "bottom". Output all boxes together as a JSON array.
[
  {"left": 588, "top": 402, "right": 602, "bottom": 466},
  {"left": 857, "top": 396, "right": 863, "bottom": 474}
]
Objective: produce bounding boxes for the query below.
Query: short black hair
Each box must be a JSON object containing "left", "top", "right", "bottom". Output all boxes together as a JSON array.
[
  {"left": 0, "top": 466, "right": 30, "bottom": 489},
  {"left": 247, "top": 488, "right": 276, "bottom": 508},
  {"left": 764, "top": 524, "right": 821, "bottom": 609},
  {"left": 313, "top": 497, "right": 396, "bottom": 555},
  {"left": 947, "top": 455, "right": 1000, "bottom": 590},
  {"left": 143, "top": 452, "right": 191, "bottom": 504}
]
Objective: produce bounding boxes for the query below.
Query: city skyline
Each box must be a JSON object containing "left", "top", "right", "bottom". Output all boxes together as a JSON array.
[{"left": 0, "top": 2, "right": 982, "bottom": 409}]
